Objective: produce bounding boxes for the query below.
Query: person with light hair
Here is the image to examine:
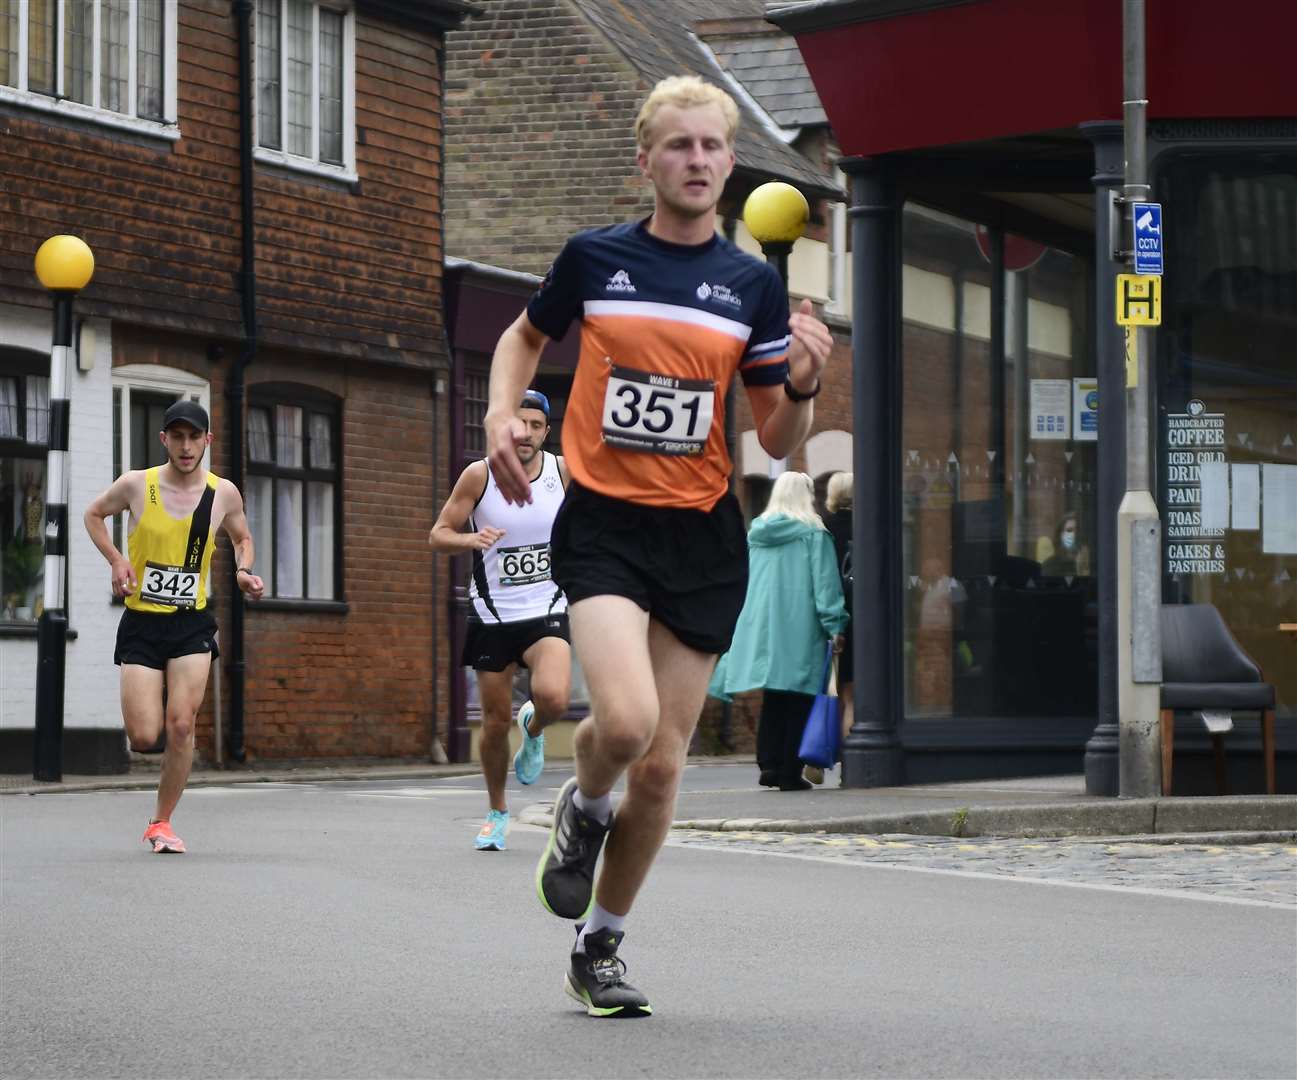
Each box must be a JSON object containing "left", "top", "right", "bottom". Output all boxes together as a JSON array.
[
  {"left": 710, "top": 471, "right": 848, "bottom": 790},
  {"left": 482, "top": 72, "right": 835, "bottom": 1017}
]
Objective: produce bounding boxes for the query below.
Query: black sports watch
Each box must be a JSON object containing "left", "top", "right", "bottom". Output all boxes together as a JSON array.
[
  {"left": 783, "top": 376, "right": 821, "bottom": 403},
  {"left": 236, "top": 566, "right": 254, "bottom": 577}
]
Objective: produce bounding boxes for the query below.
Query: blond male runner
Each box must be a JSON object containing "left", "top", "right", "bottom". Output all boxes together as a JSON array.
[
  {"left": 484, "top": 76, "right": 834, "bottom": 1017},
  {"left": 430, "top": 390, "right": 572, "bottom": 851},
  {"left": 84, "top": 402, "right": 264, "bottom": 853}
]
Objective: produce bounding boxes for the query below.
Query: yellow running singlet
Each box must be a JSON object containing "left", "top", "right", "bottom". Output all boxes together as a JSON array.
[{"left": 124, "top": 467, "right": 220, "bottom": 614}]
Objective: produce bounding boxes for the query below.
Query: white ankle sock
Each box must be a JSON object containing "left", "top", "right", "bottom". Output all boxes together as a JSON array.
[
  {"left": 572, "top": 788, "right": 612, "bottom": 824},
  {"left": 577, "top": 904, "right": 626, "bottom": 950}
]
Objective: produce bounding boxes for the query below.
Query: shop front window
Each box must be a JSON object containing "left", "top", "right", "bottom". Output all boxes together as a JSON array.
[
  {"left": 901, "top": 207, "right": 1096, "bottom": 721},
  {"left": 1158, "top": 152, "right": 1297, "bottom": 720}
]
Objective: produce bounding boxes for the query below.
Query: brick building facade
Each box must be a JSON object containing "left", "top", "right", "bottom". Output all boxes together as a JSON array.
[{"left": 1, "top": 0, "right": 473, "bottom": 771}]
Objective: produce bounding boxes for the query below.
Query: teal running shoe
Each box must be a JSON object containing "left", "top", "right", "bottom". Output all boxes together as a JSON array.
[
  {"left": 513, "top": 700, "right": 545, "bottom": 785},
  {"left": 474, "top": 808, "right": 509, "bottom": 851}
]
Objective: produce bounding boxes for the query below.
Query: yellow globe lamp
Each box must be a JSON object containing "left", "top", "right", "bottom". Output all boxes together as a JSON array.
[
  {"left": 34, "top": 234, "right": 95, "bottom": 292},
  {"left": 742, "top": 182, "right": 809, "bottom": 246}
]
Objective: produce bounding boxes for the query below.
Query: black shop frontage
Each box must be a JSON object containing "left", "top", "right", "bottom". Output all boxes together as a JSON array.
[{"left": 771, "top": 0, "right": 1297, "bottom": 792}]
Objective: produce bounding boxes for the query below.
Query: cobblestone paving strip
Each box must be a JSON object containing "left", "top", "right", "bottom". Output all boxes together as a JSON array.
[{"left": 667, "top": 832, "right": 1297, "bottom": 907}]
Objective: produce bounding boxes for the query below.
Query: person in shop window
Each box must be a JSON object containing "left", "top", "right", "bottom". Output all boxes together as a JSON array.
[{"left": 1041, "top": 511, "right": 1091, "bottom": 577}]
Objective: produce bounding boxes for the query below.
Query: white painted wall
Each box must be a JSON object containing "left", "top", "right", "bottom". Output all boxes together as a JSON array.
[
  {"left": 805, "top": 429, "right": 853, "bottom": 478},
  {"left": 1, "top": 306, "right": 121, "bottom": 731}
]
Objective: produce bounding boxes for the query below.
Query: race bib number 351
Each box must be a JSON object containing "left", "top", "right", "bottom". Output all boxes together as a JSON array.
[
  {"left": 601, "top": 365, "right": 715, "bottom": 456},
  {"left": 498, "top": 543, "right": 551, "bottom": 587},
  {"left": 141, "top": 561, "right": 199, "bottom": 608}
]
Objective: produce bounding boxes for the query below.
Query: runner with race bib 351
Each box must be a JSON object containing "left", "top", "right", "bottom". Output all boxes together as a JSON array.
[
  {"left": 429, "top": 390, "right": 572, "bottom": 851},
  {"left": 83, "top": 401, "right": 264, "bottom": 854},
  {"left": 482, "top": 74, "right": 835, "bottom": 1018}
]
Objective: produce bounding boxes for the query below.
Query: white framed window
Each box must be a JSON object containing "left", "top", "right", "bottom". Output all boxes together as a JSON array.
[
  {"left": 0, "top": 0, "right": 179, "bottom": 139},
  {"left": 246, "top": 386, "right": 341, "bottom": 601},
  {"left": 254, "top": 0, "right": 355, "bottom": 180},
  {"left": 110, "top": 364, "right": 210, "bottom": 558},
  {"left": 0, "top": 351, "right": 50, "bottom": 624}
]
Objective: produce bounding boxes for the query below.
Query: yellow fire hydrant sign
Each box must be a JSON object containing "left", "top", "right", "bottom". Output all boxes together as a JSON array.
[{"left": 1116, "top": 273, "right": 1161, "bottom": 326}]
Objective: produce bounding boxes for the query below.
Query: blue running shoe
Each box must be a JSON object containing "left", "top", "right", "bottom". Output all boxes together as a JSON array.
[
  {"left": 474, "top": 808, "right": 509, "bottom": 851},
  {"left": 513, "top": 700, "right": 545, "bottom": 785}
]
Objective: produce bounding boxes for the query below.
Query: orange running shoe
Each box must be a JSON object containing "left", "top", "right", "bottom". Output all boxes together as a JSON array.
[{"left": 142, "top": 820, "right": 186, "bottom": 854}]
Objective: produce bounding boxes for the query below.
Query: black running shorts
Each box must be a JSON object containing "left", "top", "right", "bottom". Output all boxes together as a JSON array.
[
  {"left": 114, "top": 608, "right": 219, "bottom": 669},
  {"left": 461, "top": 612, "right": 571, "bottom": 672},
  {"left": 550, "top": 481, "right": 749, "bottom": 656}
]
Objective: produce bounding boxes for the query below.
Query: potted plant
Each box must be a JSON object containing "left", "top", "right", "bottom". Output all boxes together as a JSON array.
[{"left": 2, "top": 534, "right": 43, "bottom": 620}]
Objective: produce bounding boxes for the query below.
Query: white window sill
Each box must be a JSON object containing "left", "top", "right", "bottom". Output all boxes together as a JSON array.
[
  {"left": 0, "top": 86, "right": 180, "bottom": 143},
  {"left": 254, "top": 145, "right": 358, "bottom": 186}
]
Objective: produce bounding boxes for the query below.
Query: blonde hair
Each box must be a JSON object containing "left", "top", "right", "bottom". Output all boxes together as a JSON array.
[
  {"left": 825, "top": 472, "right": 853, "bottom": 513},
  {"left": 757, "top": 471, "right": 825, "bottom": 529},
  {"left": 635, "top": 75, "right": 740, "bottom": 150}
]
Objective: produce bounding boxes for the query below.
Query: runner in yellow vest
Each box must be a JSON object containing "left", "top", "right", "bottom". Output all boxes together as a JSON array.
[{"left": 84, "top": 401, "right": 264, "bottom": 853}]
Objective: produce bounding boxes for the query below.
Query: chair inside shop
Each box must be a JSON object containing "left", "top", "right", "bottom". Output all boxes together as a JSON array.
[{"left": 1159, "top": 604, "right": 1278, "bottom": 796}]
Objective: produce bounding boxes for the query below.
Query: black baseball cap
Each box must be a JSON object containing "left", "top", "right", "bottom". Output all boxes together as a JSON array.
[
  {"left": 520, "top": 388, "right": 550, "bottom": 419},
  {"left": 162, "top": 400, "right": 209, "bottom": 433}
]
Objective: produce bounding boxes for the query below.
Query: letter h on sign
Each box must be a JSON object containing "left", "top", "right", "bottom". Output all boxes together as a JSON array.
[{"left": 1115, "top": 274, "right": 1161, "bottom": 327}]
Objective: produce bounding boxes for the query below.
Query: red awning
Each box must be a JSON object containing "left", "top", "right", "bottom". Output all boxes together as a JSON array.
[{"left": 777, "top": 0, "right": 1297, "bottom": 157}]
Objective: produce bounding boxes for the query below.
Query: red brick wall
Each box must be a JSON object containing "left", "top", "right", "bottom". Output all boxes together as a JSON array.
[
  {"left": 109, "top": 334, "right": 450, "bottom": 762},
  {"left": 238, "top": 358, "right": 440, "bottom": 759}
]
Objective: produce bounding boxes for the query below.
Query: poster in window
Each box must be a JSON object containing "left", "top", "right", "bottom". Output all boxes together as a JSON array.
[{"left": 1029, "top": 379, "right": 1070, "bottom": 441}]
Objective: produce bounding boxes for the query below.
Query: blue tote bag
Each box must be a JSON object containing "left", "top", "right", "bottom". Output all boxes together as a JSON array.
[{"left": 797, "top": 644, "right": 840, "bottom": 769}]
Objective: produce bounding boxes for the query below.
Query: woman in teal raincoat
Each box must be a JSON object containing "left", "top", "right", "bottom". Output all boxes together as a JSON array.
[{"left": 710, "top": 472, "right": 847, "bottom": 790}]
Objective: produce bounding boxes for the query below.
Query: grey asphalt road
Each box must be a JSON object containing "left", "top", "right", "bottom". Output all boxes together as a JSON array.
[{"left": 3, "top": 768, "right": 1295, "bottom": 1080}]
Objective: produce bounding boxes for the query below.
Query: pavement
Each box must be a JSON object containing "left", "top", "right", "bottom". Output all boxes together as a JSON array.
[{"left": 5, "top": 756, "right": 1296, "bottom": 841}]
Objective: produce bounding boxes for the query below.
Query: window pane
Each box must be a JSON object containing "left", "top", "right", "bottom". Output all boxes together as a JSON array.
[
  {"left": 25, "top": 376, "right": 49, "bottom": 446},
  {"left": 248, "top": 406, "right": 273, "bottom": 463},
  {"left": 275, "top": 478, "right": 303, "bottom": 598},
  {"left": 136, "top": 0, "right": 165, "bottom": 120},
  {"left": 246, "top": 475, "right": 273, "bottom": 592},
  {"left": 319, "top": 7, "right": 343, "bottom": 164},
  {"left": 286, "top": 0, "right": 312, "bottom": 157},
  {"left": 0, "top": 377, "right": 17, "bottom": 439},
  {"left": 464, "top": 371, "right": 488, "bottom": 458},
  {"left": 308, "top": 412, "right": 332, "bottom": 469},
  {"left": 27, "top": 0, "right": 56, "bottom": 95},
  {"left": 256, "top": 0, "right": 282, "bottom": 150},
  {"left": 101, "top": 0, "right": 130, "bottom": 114},
  {"left": 1, "top": 457, "right": 46, "bottom": 622},
  {"left": 307, "top": 480, "right": 333, "bottom": 598},
  {"left": 0, "top": 0, "right": 16, "bottom": 88},
  {"left": 275, "top": 405, "right": 303, "bottom": 467},
  {"left": 901, "top": 209, "right": 1096, "bottom": 723},
  {"left": 64, "top": 0, "right": 94, "bottom": 106},
  {"left": 129, "top": 391, "right": 174, "bottom": 469},
  {"left": 1158, "top": 156, "right": 1297, "bottom": 721}
]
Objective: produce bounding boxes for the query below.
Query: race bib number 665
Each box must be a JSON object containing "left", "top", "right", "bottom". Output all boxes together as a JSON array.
[
  {"left": 601, "top": 365, "right": 715, "bottom": 456},
  {"left": 498, "top": 543, "right": 551, "bottom": 587}
]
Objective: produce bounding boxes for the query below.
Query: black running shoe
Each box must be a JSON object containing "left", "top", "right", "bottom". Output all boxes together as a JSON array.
[
  {"left": 535, "top": 776, "right": 611, "bottom": 919},
  {"left": 566, "top": 928, "right": 652, "bottom": 1018}
]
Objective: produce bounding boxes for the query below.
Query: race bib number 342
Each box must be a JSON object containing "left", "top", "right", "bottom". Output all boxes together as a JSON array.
[
  {"left": 141, "top": 561, "right": 199, "bottom": 608},
  {"left": 601, "top": 365, "right": 715, "bottom": 456}
]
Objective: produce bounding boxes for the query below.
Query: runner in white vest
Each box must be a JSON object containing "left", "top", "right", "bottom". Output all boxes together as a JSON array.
[{"left": 430, "top": 390, "right": 572, "bottom": 850}]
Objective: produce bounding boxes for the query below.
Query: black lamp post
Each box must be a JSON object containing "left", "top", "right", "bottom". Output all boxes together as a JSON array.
[{"left": 32, "top": 234, "right": 94, "bottom": 782}]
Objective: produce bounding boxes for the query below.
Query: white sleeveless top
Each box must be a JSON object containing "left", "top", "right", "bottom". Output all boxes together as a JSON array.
[{"left": 468, "top": 451, "right": 568, "bottom": 623}]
